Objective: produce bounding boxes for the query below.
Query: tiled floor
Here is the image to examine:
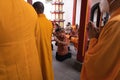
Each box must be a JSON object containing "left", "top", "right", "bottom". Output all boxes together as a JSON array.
[{"left": 52, "top": 42, "right": 80, "bottom": 80}]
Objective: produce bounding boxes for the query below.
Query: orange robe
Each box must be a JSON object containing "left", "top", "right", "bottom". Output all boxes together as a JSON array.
[
  {"left": 80, "top": 9, "right": 120, "bottom": 80},
  {"left": 36, "top": 14, "right": 54, "bottom": 80},
  {"left": 70, "top": 37, "right": 78, "bottom": 50},
  {"left": 0, "top": 0, "right": 42, "bottom": 80}
]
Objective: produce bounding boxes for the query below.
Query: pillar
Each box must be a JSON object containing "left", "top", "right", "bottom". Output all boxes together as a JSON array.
[
  {"left": 77, "top": 0, "right": 91, "bottom": 62},
  {"left": 72, "top": 0, "right": 77, "bottom": 25}
]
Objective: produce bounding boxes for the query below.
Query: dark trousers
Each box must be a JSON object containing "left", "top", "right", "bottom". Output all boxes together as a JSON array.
[{"left": 55, "top": 52, "right": 72, "bottom": 61}]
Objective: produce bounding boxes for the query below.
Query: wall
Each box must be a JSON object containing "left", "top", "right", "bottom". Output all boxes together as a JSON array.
[
  {"left": 92, "top": 0, "right": 101, "bottom": 6},
  {"left": 25, "top": 0, "right": 101, "bottom": 27},
  {"left": 32, "top": 0, "right": 52, "bottom": 20},
  {"left": 62, "top": 0, "right": 81, "bottom": 26},
  {"left": 76, "top": 0, "right": 81, "bottom": 25},
  {"left": 63, "top": 0, "right": 73, "bottom": 26},
  {"left": 32, "top": 0, "right": 75, "bottom": 27}
]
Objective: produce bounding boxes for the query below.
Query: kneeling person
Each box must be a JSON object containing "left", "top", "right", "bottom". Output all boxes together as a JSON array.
[{"left": 54, "top": 28, "right": 71, "bottom": 61}]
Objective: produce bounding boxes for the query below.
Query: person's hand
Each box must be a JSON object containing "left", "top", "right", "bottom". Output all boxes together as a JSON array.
[
  {"left": 54, "top": 36, "right": 58, "bottom": 41},
  {"left": 87, "top": 21, "right": 99, "bottom": 39}
]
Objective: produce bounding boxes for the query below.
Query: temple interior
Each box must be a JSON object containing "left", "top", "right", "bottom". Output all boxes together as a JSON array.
[
  {"left": 1, "top": 0, "right": 119, "bottom": 80},
  {"left": 26, "top": 0, "right": 102, "bottom": 80}
]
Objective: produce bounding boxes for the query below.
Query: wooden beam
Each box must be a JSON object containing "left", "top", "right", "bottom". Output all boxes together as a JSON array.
[
  {"left": 77, "top": 0, "right": 91, "bottom": 62},
  {"left": 72, "top": 0, "right": 77, "bottom": 25}
]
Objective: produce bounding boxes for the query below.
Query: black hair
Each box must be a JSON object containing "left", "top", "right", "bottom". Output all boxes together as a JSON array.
[
  {"left": 55, "top": 28, "right": 61, "bottom": 32},
  {"left": 55, "top": 23, "right": 60, "bottom": 27},
  {"left": 55, "top": 28, "right": 64, "bottom": 32},
  {"left": 66, "top": 22, "right": 71, "bottom": 26},
  {"left": 33, "top": 1, "right": 44, "bottom": 14}
]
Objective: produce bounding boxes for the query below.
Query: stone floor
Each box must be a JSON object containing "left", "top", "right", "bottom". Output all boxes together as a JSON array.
[{"left": 52, "top": 41, "right": 81, "bottom": 80}]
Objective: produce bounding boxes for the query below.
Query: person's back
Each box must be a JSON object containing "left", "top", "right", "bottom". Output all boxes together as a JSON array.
[
  {"left": 0, "top": 0, "right": 42, "bottom": 80},
  {"left": 33, "top": 1, "right": 54, "bottom": 80}
]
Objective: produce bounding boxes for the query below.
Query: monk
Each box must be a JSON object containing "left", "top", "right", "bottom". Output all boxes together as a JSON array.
[
  {"left": 0, "top": 0, "right": 42, "bottom": 80},
  {"left": 33, "top": 1, "right": 54, "bottom": 80},
  {"left": 69, "top": 36, "right": 78, "bottom": 51},
  {"left": 70, "top": 24, "right": 78, "bottom": 37},
  {"left": 69, "top": 24, "right": 79, "bottom": 50},
  {"left": 80, "top": 0, "right": 120, "bottom": 80}
]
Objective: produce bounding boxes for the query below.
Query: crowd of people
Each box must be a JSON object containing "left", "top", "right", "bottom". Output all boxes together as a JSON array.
[
  {"left": 52, "top": 22, "right": 79, "bottom": 61},
  {"left": 0, "top": 0, "right": 120, "bottom": 80}
]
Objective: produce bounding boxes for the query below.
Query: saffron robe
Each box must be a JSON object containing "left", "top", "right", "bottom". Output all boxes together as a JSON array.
[
  {"left": 36, "top": 14, "right": 54, "bottom": 80},
  {"left": 70, "top": 37, "right": 78, "bottom": 50},
  {"left": 0, "top": 0, "right": 42, "bottom": 80},
  {"left": 80, "top": 9, "right": 120, "bottom": 80}
]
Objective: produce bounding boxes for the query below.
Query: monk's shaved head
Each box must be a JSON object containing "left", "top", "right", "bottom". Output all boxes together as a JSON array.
[{"left": 33, "top": 1, "right": 44, "bottom": 14}]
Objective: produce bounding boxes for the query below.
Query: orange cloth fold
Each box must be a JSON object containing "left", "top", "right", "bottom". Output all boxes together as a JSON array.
[
  {"left": 0, "top": 0, "right": 43, "bottom": 80},
  {"left": 36, "top": 14, "right": 54, "bottom": 80},
  {"left": 80, "top": 9, "right": 120, "bottom": 80}
]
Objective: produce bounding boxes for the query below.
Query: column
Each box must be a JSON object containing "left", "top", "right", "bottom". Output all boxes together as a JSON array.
[
  {"left": 77, "top": 0, "right": 91, "bottom": 62},
  {"left": 72, "top": 0, "right": 77, "bottom": 26}
]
